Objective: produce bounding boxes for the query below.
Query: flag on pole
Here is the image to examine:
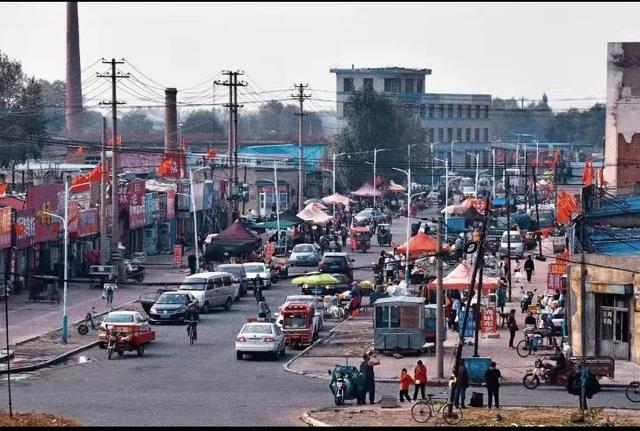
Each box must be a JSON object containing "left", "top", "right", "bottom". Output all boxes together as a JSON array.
[
  {"left": 0, "top": 184, "right": 7, "bottom": 197},
  {"left": 206, "top": 148, "right": 217, "bottom": 160}
]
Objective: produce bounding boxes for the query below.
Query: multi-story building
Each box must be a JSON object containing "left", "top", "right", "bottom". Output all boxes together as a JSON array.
[{"left": 330, "top": 66, "right": 492, "bottom": 175}]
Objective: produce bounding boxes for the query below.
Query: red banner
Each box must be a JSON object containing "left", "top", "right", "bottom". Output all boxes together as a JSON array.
[
  {"left": 173, "top": 244, "right": 183, "bottom": 268},
  {"left": 67, "top": 201, "right": 80, "bottom": 234},
  {"left": 121, "top": 180, "right": 146, "bottom": 229},
  {"left": 15, "top": 209, "right": 36, "bottom": 249},
  {"left": 0, "top": 207, "right": 11, "bottom": 249},
  {"left": 547, "top": 273, "right": 563, "bottom": 291},
  {"left": 480, "top": 307, "right": 497, "bottom": 333},
  {"left": 78, "top": 208, "right": 99, "bottom": 237},
  {"left": 26, "top": 184, "right": 63, "bottom": 243},
  {"left": 166, "top": 190, "right": 176, "bottom": 220}
]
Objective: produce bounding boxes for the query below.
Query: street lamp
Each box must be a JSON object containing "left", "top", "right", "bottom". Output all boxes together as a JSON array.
[
  {"left": 482, "top": 148, "right": 496, "bottom": 198},
  {"left": 331, "top": 152, "right": 347, "bottom": 215},
  {"left": 466, "top": 152, "right": 480, "bottom": 194},
  {"left": 372, "top": 148, "right": 388, "bottom": 207},
  {"left": 434, "top": 157, "right": 449, "bottom": 241},
  {"left": 430, "top": 141, "right": 440, "bottom": 187},
  {"left": 259, "top": 161, "right": 285, "bottom": 251},
  {"left": 178, "top": 165, "right": 209, "bottom": 272}
]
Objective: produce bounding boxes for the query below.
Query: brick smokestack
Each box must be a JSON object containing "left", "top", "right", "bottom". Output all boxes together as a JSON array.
[
  {"left": 65, "top": 1, "right": 83, "bottom": 138},
  {"left": 164, "top": 88, "right": 178, "bottom": 153}
]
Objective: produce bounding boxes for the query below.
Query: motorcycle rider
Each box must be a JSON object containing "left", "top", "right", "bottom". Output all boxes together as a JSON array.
[
  {"left": 257, "top": 300, "right": 271, "bottom": 321},
  {"left": 184, "top": 301, "right": 199, "bottom": 341},
  {"left": 548, "top": 346, "right": 567, "bottom": 382},
  {"left": 254, "top": 274, "right": 264, "bottom": 304}
]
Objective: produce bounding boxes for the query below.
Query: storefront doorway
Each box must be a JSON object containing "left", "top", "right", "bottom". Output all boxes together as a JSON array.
[{"left": 597, "top": 293, "right": 630, "bottom": 360}]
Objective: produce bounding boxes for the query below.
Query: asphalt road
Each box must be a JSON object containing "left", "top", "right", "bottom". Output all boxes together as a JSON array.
[{"left": 0, "top": 216, "right": 637, "bottom": 425}]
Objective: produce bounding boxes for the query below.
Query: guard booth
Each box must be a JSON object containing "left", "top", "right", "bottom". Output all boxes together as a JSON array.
[{"left": 374, "top": 296, "right": 425, "bottom": 353}]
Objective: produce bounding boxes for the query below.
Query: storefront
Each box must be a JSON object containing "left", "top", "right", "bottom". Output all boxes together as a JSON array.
[
  {"left": 143, "top": 191, "right": 159, "bottom": 256},
  {"left": 589, "top": 284, "right": 632, "bottom": 360},
  {"left": 75, "top": 208, "right": 100, "bottom": 274},
  {"left": 27, "top": 184, "right": 63, "bottom": 276},
  {"left": 256, "top": 179, "right": 288, "bottom": 217},
  {"left": 122, "top": 180, "right": 146, "bottom": 257},
  {"left": 0, "top": 207, "right": 12, "bottom": 287},
  {"left": 15, "top": 208, "right": 36, "bottom": 290}
]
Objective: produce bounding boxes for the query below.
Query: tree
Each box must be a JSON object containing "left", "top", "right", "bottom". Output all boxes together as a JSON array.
[
  {"left": 333, "top": 88, "right": 427, "bottom": 191},
  {"left": 38, "top": 79, "right": 66, "bottom": 133},
  {"left": 119, "top": 109, "right": 153, "bottom": 136},
  {"left": 182, "top": 109, "right": 224, "bottom": 136}
]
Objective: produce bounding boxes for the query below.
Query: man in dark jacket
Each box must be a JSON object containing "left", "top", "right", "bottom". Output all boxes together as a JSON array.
[
  {"left": 507, "top": 309, "right": 518, "bottom": 348},
  {"left": 188, "top": 252, "right": 197, "bottom": 275},
  {"left": 484, "top": 361, "right": 502, "bottom": 409},
  {"left": 454, "top": 363, "right": 469, "bottom": 408},
  {"left": 524, "top": 255, "right": 535, "bottom": 283},
  {"left": 358, "top": 351, "right": 380, "bottom": 405},
  {"left": 184, "top": 302, "right": 200, "bottom": 341},
  {"left": 254, "top": 274, "right": 264, "bottom": 304}
]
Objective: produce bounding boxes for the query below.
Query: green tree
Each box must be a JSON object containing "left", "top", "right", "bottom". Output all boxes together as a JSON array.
[
  {"left": 119, "top": 109, "right": 153, "bottom": 136},
  {"left": 38, "top": 79, "right": 66, "bottom": 133},
  {"left": 182, "top": 109, "right": 224, "bottom": 135}
]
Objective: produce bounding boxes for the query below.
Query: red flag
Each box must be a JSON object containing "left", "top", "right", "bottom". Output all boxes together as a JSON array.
[
  {"left": 15, "top": 223, "right": 25, "bottom": 236},
  {"left": 206, "top": 148, "right": 217, "bottom": 160},
  {"left": 0, "top": 184, "right": 7, "bottom": 196}
]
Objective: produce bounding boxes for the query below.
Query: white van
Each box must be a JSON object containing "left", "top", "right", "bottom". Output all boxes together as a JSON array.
[{"left": 178, "top": 272, "right": 237, "bottom": 313}]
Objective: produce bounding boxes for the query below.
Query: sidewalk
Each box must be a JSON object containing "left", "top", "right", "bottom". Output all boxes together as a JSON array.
[{"left": 286, "top": 239, "right": 640, "bottom": 386}]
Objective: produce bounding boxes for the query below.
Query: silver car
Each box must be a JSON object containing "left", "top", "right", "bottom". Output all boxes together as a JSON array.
[
  {"left": 235, "top": 322, "right": 285, "bottom": 360},
  {"left": 289, "top": 243, "right": 321, "bottom": 267}
]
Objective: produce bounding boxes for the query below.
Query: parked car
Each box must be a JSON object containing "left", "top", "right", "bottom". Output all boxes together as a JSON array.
[
  {"left": 354, "top": 208, "right": 387, "bottom": 223},
  {"left": 289, "top": 243, "right": 321, "bottom": 267},
  {"left": 499, "top": 230, "right": 524, "bottom": 258},
  {"left": 319, "top": 252, "right": 354, "bottom": 282},
  {"left": 98, "top": 311, "right": 150, "bottom": 348},
  {"left": 178, "top": 272, "right": 236, "bottom": 313},
  {"left": 243, "top": 262, "right": 272, "bottom": 290},
  {"left": 235, "top": 322, "right": 286, "bottom": 360},
  {"left": 300, "top": 273, "right": 351, "bottom": 296},
  {"left": 216, "top": 264, "right": 249, "bottom": 299},
  {"left": 148, "top": 291, "right": 198, "bottom": 324}
]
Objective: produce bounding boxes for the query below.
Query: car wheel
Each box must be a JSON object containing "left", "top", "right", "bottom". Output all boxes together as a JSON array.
[
  {"left": 224, "top": 297, "right": 233, "bottom": 311},
  {"left": 273, "top": 349, "right": 280, "bottom": 360},
  {"left": 202, "top": 302, "right": 210, "bottom": 314},
  {"left": 137, "top": 344, "right": 145, "bottom": 357},
  {"left": 117, "top": 350, "right": 124, "bottom": 356},
  {"left": 236, "top": 351, "right": 243, "bottom": 360}
]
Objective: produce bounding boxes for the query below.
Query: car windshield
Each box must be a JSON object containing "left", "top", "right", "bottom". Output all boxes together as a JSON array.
[
  {"left": 218, "top": 266, "right": 241, "bottom": 277},
  {"left": 156, "top": 294, "right": 186, "bottom": 304},
  {"left": 241, "top": 324, "right": 273, "bottom": 335},
  {"left": 322, "top": 256, "right": 346, "bottom": 265},
  {"left": 244, "top": 264, "right": 265, "bottom": 273},
  {"left": 293, "top": 245, "right": 314, "bottom": 253},
  {"left": 284, "top": 315, "right": 308, "bottom": 329},
  {"left": 502, "top": 234, "right": 521, "bottom": 243},
  {"left": 179, "top": 277, "right": 207, "bottom": 291},
  {"left": 287, "top": 296, "right": 314, "bottom": 303},
  {"left": 103, "top": 314, "right": 134, "bottom": 323}
]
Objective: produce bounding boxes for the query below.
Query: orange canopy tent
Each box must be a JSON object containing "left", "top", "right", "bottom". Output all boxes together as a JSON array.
[
  {"left": 396, "top": 232, "right": 445, "bottom": 259},
  {"left": 426, "top": 260, "right": 499, "bottom": 292}
]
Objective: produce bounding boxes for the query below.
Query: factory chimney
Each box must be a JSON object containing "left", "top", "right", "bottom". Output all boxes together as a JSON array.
[{"left": 65, "top": 1, "right": 83, "bottom": 138}]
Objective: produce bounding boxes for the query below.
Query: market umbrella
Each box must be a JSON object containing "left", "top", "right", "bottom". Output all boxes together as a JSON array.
[
  {"left": 304, "top": 198, "right": 324, "bottom": 205},
  {"left": 291, "top": 273, "right": 340, "bottom": 285}
]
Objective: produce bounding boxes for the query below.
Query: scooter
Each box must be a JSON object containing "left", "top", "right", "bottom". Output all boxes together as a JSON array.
[
  {"left": 522, "top": 358, "right": 569, "bottom": 389},
  {"left": 125, "top": 260, "right": 145, "bottom": 282},
  {"left": 77, "top": 307, "right": 98, "bottom": 335}
]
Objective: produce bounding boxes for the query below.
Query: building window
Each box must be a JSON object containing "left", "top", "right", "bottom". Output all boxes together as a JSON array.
[
  {"left": 363, "top": 78, "right": 373, "bottom": 91},
  {"left": 384, "top": 78, "right": 401, "bottom": 93},
  {"left": 427, "top": 128, "right": 434, "bottom": 142},
  {"left": 417, "top": 79, "right": 423, "bottom": 93},
  {"left": 475, "top": 105, "right": 481, "bottom": 118},
  {"left": 483, "top": 128, "right": 489, "bottom": 142},
  {"left": 484, "top": 105, "right": 489, "bottom": 118},
  {"left": 466, "top": 105, "right": 471, "bottom": 118},
  {"left": 474, "top": 128, "right": 480, "bottom": 141},
  {"left": 447, "top": 128, "right": 453, "bottom": 144},
  {"left": 405, "top": 79, "right": 414, "bottom": 93},
  {"left": 428, "top": 104, "right": 434, "bottom": 118},
  {"left": 456, "top": 128, "right": 462, "bottom": 141},
  {"left": 439, "top": 104, "right": 444, "bottom": 118},
  {"left": 457, "top": 105, "right": 462, "bottom": 118},
  {"left": 447, "top": 105, "right": 453, "bottom": 118},
  {"left": 482, "top": 151, "right": 488, "bottom": 166},
  {"left": 438, "top": 128, "right": 444, "bottom": 143},
  {"left": 343, "top": 78, "right": 354, "bottom": 93},
  {"left": 466, "top": 128, "right": 471, "bottom": 142}
]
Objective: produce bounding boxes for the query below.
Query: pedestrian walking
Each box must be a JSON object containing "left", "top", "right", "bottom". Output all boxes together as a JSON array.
[
  {"left": 524, "top": 255, "right": 535, "bottom": 283},
  {"left": 413, "top": 360, "right": 427, "bottom": 400},
  {"left": 103, "top": 275, "right": 117, "bottom": 308},
  {"left": 254, "top": 274, "right": 264, "bottom": 304},
  {"left": 507, "top": 309, "right": 518, "bottom": 348},
  {"left": 454, "top": 362, "right": 469, "bottom": 409},
  {"left": 188, "top": 252, "right": 197, "bottom": 275},
  {"left": 514, "top": 258, "right": 523, "bottom": 284},
  {"left": 484, "top": 361, "right": 502, "bottom": 409},
  {"left": 399, "top": 368, "right": 413, "bottom": 402},
  {"left": 358, "top": 351, "right": 380, "bottom": 405}
]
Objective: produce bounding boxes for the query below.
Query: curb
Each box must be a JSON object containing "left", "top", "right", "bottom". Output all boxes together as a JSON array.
[
  {"left": 0, "top": 341, "right": 99, "bottom": 375},
  {"left": 300, "top": 411, "right": 329, "bottom": 427}
]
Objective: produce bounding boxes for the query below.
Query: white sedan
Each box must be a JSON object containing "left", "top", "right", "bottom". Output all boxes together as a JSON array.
[{"left": 235, "top": 322, "right": 285, "bottom": 360}]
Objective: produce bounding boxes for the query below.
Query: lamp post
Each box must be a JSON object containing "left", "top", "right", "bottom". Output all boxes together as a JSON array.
[
  {"left": 372, "top": 148, "right": 388, "bottom": 207},
  {"left": 177, "top": 165, "right": 209, "bottom": 272},
  {"left": 466, "top": 152, "right": 480, "bottom": 194},
  {"left": 392, "top": 166, "right": 411, "bottom": 284},
  {"left": 430, "top": 141, "right": 439, "bottom": 187},
  {"left": 260, "top": 162, "right": 284, "bottom": 250},
  {"left": 435, "top": 157, "right": 449, "bottom": 241}
]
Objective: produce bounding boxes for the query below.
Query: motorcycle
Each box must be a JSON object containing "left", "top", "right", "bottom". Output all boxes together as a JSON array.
[
  {"left": 77, "top": 307, "right": 98, "bottom": 335},
  {"left": 522, "top": 358, "right": 569, "bottom": 389},
  {"left": 106, "top": 329, "right": 132, "bottom": 360},
  {"left": 125, "top": 259, "right": 145, "bottom": 283},
  {"left": 270, "top": 264, "right": 280, "bottom": 284},
  {"left": 520, "top": 288, "right": 537, "bottom": 313}
]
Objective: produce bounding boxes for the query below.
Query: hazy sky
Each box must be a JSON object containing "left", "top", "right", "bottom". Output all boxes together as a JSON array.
[{"left": 3, "top": 2, "right": 640, "bottom": 111}]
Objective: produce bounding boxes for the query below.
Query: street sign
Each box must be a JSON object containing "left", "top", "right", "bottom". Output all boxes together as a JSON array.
[{"left": 173, "top": 244, "right": 183, "bottom": 268}]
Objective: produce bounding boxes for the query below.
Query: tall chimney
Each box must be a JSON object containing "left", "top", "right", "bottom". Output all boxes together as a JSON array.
[
  {"left": 164, "top": 88, "right": 178, "bottom": 153},
  {"left": 65, "top": 1, "right": 83, "bottom": 138}
]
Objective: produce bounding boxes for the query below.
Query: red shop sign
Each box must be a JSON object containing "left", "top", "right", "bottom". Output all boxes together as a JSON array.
[
  {"left": 480, "top": 307, "right": 497, "bottom": 333},
  {"left": 26, "top": 184, "right": 63, "bottom": 243},
  {"left": 15, "top": 209, "right": 36, "bottom": 249}
]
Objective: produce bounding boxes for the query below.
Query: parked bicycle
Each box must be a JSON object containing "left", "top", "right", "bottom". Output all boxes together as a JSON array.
[
  {"left": 625, "top": 381, "right": 640, "bottom": 403},
  {"left": 411, "top": 392, "right": 463, "bottom": 425}
]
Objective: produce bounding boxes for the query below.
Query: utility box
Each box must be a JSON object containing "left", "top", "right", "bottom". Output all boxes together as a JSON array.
[{"left": 462, "top": 357, "right": 492, "bottom": 384}]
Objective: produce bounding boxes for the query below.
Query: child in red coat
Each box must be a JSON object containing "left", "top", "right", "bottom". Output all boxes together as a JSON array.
[{"left": 399, "top": 368, "right": 414, "bottom": 402}]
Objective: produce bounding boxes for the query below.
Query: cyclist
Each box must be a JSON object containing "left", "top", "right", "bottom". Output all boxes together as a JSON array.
[{"left": 184, "top": 301, "right": 200, "bottom": 342}]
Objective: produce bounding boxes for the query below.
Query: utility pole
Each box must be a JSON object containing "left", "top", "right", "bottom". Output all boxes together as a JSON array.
[
  {"left": 436, "top": 216, "right": 444, "bottom": 380},
  {"left": 215, "top": 71, "right": 246, "bottom": 225},
  {"left": 505, "top": 170, "right": 512, "bottom": 302},
  {"left": 98, "top": 58, "right": 128, "bottom": 282},
  {"left": 100, "top": 117, "right": 107, "bottom": 264},
  {"left": 293, "top": 83, "right": 311, "bottom": 211}
]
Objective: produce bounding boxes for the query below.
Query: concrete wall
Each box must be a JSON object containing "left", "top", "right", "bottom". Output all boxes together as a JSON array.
[{"left": 569, "top": 253, "right": 640, "bottom": 363}]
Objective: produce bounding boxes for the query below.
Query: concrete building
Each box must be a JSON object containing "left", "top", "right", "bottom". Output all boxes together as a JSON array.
[
  {"left": 604, "top": 42, "right": 640, "bottom": 194},
  {"left": 330, "top": 66, "right": 492, "bottom": 173}
]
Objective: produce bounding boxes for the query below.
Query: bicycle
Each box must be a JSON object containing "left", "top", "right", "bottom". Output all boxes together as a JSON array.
[
  {"left": 411, "top": 392, "right": 463, "bottom": 425},
  {"left": 516, "top": 329, "right": 561, "bottom": 358},
  {"left": 185, "top": 320, "right": 197, "bottom": 345},
  {"left": 625, "top": 381, "right": 640, "bottom": 403}
]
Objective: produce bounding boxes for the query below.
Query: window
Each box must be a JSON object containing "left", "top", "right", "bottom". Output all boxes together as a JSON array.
[
  {"left": 215, "top": 278, "right": 223, "bottom": 288},
  {"left": 484, "top": 105, "right": 489, "bottom": 118},
  {"left": 456, "top": 128, "right": 462, "bottom": 141},
  {"left": 438, "top": 128, "right": 444, "bottom": 143},
  {"left": 447, "top": 128, "right": 453, "bottom": 144},
  {"left": 428, "top": 104, "right": 434, "bottom": 118},
  {"left": 363, "top": 78, "right": 373, "bottom": 91},
  {"left": 343, "top": 78, "right": 354, "bottom": 93},
  {"left": 474, "top": 105, "right": 479, "bottom": 118},
  {"left": 474, "top": 128, "right": 480, "bottom": 142},
  {"left": 466, "top": 105, "right": 471, "bottom": 118},
  {"left": 390, "top": 306, "right": 400, "bottom": 328},
  {"left": 405, "top": 78, "right": 414, "bottom": 93},
  {"left": 417, "top": 79, "right": 423, "bottom": 93},
  {"left": 457, "top": 105, "right": 463, "bottom": 118},
  {"left": 427, "top": 128, "right": 434, "bottom": 142},
  {"left": 400, "top": 307, "right": 421, "bottom": 329},
  {"left": 384, "top": 78, "right": 401, "bottom": 93},
  {"left": 483, "top": 128, "right": 489, "bottom": 142},
  {"left": 439, "top": 104, "right": 444, "bottom": 118},
  {"left": 419, "top": 104, "right": 426, "bottom": 118},
  {"left": 465, "top": 128, "right": 471, "bottom": 142},
  {"left": 223, "top": 276, "right": 232, "bottom": 286},
  {"left": 447, "top": 105, "right": 453, "bottom": 118},
  {"left": 207, "top": 279, "right": 216, "bottom": 290}
]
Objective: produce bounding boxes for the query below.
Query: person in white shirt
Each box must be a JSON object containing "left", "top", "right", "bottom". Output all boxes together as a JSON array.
[{"left": 103, "top": 275, "right": 117, "bottom": 308}]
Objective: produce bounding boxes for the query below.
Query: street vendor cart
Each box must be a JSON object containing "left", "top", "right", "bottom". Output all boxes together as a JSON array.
[{"left": 374, "top": 296, "right": 426, "bottom": 353}]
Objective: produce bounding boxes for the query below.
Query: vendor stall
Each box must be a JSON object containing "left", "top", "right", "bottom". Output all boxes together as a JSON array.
[{"left": 374, "top": 296, "right": 426, "bottom": 353}]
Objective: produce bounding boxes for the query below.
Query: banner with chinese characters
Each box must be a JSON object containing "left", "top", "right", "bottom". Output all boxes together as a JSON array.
[
  {"left": 121, "top": 180, "right": 146, "bottom": 229},
  {"left": 26, "top": 184, "right": 63, "bottom": 243},
  {"left": 15, "top": 209, "right": 36, "bottom": 249},
  {"left": 0, "top": 207, "right": 11, "bottom": 249},
  {"left": 78, "top": 208, "right": 99, "bottom": 237},
  {"left": 480, "top": 307, "right": 497, "bottom": 333}
]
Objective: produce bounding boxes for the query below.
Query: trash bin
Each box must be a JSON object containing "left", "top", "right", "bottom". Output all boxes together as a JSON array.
[{"left": 462, "top": 357, "right": 492, "bottom": 384}]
